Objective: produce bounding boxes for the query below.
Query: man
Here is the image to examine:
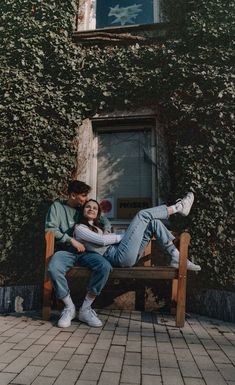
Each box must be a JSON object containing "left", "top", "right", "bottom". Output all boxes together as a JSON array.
[{"left": 45, "top": 180, "right": 112, "bottom": 328}]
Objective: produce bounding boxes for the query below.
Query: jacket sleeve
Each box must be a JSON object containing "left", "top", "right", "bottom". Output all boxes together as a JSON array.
[
  {"left": 45, "top": 202, "right": 72, "bottom": 244},
  {"left": 100, "top": 215, "right": 112, "bottom": 233},
  {"left": 74, "top": 225, "right": 123, "bottom": 246}
]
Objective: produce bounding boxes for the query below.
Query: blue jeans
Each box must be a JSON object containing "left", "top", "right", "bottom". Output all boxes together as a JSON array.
[
  {"left": 104, "top": 205, "right": 175, "bottom": 267},
  {"left": 48, "top": 250, "right": 112, "bottom": 299}
]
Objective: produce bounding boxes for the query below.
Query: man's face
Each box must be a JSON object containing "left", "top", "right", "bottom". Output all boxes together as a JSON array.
[{"left": 71, "top": 192, "right": 89, "bottom": 206}]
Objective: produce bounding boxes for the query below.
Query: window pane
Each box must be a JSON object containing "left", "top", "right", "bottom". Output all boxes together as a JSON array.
[
  {"left": 97, "top": 130, "right": 152, "bottom": 219},
  {"left": 96, "top": 0, "right": 154, "bottom": 29}
]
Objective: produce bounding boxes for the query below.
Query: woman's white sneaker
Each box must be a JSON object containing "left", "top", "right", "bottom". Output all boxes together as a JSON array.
[
  {"left": 58, "top": 306, "right": 76, "bottom": 328},
  {"left": 170, "top": 259, "right": 201, "bottom": 271},
  {"left": 78, "top": 307, "right": 102, "bottom": 327},
  {"left": 176, "top": 192, "right": 194, "bottom": 216}
]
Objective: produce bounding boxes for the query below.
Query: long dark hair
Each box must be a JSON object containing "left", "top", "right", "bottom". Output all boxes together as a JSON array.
[{"left": 79, "top": 199, "right": 104, "bottom": 233}]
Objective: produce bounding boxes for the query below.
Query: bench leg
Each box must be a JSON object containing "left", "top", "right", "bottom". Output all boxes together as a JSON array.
[
  {"left": 42, "top": 278, "right": 53, "bottom": 321},
  {"left": 176, "top": 273, "right": 186, "bottom": 327}
]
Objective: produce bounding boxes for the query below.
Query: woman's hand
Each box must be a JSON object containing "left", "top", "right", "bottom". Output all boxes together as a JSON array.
[{"left": 70, "top": 238, "right": 86, "bottom": 252}]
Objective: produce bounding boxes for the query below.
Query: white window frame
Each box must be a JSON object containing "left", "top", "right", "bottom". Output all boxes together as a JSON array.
[
  {"left": 76, "top": 0, "right": 161, "bottom": 32},
  {"left": 88, "top": 121, "right": 157, "bottom": 223}
]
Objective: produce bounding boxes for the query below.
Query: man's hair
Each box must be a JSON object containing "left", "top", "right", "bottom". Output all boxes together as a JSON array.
[{"left": 67, "top": 180, "right": 91, "bottom": 195}]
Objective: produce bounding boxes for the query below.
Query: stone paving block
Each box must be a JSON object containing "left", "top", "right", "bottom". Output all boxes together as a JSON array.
[
  {"left": 112, "top": 335, "right": 127, "bottom": 345},
  {"left": 54, "top": 347, "right": 76, "bottom": 361},
  {"left": 1, "top": 328, "right": 19, "bottom": 337},
  {"left": 185, "top": 335, "right": 201, "bottom": 344},
  {"left": 157, "top": 342, "right": 174, "bottom": 354},
  {"left": 34, "top": 335, "right": 55, "bottom": 345},
  {"left": 54, "top": 332, "right": 72, "bottom": 341},
  {"left": 73, "top": 329, "right": 89, "bottom": 337},
  {"left": 2, "top": 356, "right": 33, "bottom": 373},
  {"left": 189, "top": 344, "right": 208, "bottom": 356},
  {"left": 124, "top": 352, "right": 141, "bottom": 366},
  {"left": 115, "top": 327, "right": 128, "bottom": 335},
  {"left": 0, "top": 343, "right": 16, "bottom": 355},
  {"left": 27, "top": 330, "right": 47, "bottom": 339},
  {"left": 94, "top": 339, "right": 112, "bottom": 350},
  {"left": 155, "top": 333, "right": 170, "bottom": 342},
  {"left": 44, "top": 340, "right": 65, "bottom": 352},
  {"left": 142, "top": 337, "right": 157, "bottom": 347},
  {"left": 141, "top": 358, "right": 160, "bottom": 375},
  {"left": 12, "top": 338, "right": 36, "bottom": 350},
  {"left": 88, "top": 349, "right": 108, "bottom": 364},
  {"left": 121, "top": 365, "right": 141, "bottom": 384},
  {"left": 212, "top": 336, "right": 232, "bottom": 346},
  {"left": 201, "top": 370, "right": 227, "bottom": 385},
  {"left": 79, "top": 363, "right": 103, "bottom": 381},
  {"left": 6, "top": 333, "right": 29, "bottom": 344},
  {"left": 75, "top": 380, "right": 97, "bottom": 385},
  {"left": 53, "top": 369, "right": 80, "bottom": 385},
  {"left": 40, "top": 359, "right": 67, "bottom": 377},
  {"left": 31, "top": 376, "right": 56, "bottom": 385},
  {"left": 21, "top": 344, "right": 45, "bottom": 358},
  {"left": 76, "top": 343, "right": 95, "bottom": 355},
  {"left": 174, "top": 348, "right": 194, "bottom": 361},
  {"left": 66, "top": 354, "right": 88, "bottom": 370},
  {"left": 0, "top": 336, "right": 8, "bottom": 344},
  {"left": 159, "top": 353, "right": 178, "bottom": 368},
  {"left": 31, "top": 351, "right": 55, "bottom": 366},
  {"left": 43, "top": 327, "right": 61, "bottom": 336},
  {"left": 98, "top": 371, "right": 120, "bottom": 385},
  {"left": 11, "top": 365, "right": 43, "bottom": 384},
  {"left": 0, "top": 349, "right": 23, "bottom": 363},
  {"left": 209, "top": 349, "right": 231, "bottom": 364},
  {"left": 184, "top": 378, "right": 206, "bottom": 385},
  {"left": 0, "top": 372, "right": 17, "bottom": 385},
  {"left": 201, "top": 339, "right": 220, "bottom": 350},
  {"left": 142, "top": 346, "right": 158, "bottom": 359},
  {"left": 103, "top": 345, "right": 125, "bottom": 372},
  {"left": 99, "top": 331, "right": 114, "bottom": 339},
  {"left": 0, "top": 363, "right": 7, "bottom": 370},
  {"left": 127, "top": 333, "right": 141, "bottom": 341},
  {"left": 221, "top": 345, "right": 235, "bottom": 358},
  {"left": 64, "top": 336, "right": 83, "bottom": 348},
  {"left": 83, "top": 334, "right": 99, "bottom": 344},
  {"left": 142, "top": 375, "right": 162, "bottom": 385},
  {"left": 126, "top": 340, "right": 141, "bottom": 352},
  {"left": 161, "top": 367, "right": 184, "bottom": 385},
  {"left": 216, "top": 363, "right": 235, "bottom": 381},
  {"left": 178, "top": 361, "right": 202, "bottom": 378},
  {"left": 194, "top": 355, "right": 217, "bottom": 371}
]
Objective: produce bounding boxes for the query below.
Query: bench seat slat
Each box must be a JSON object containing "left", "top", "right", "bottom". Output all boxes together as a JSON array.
[{"left": 67, "top": 266, "right": 178, "bottom": 280}]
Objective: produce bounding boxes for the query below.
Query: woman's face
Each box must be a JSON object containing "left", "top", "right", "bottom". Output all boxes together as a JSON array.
[{"left": 83, "top": 201, "right": 99, "bottom": 221}]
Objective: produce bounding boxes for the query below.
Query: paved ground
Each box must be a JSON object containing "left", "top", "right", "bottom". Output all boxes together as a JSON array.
[{"left": 0, "top": 310, "right": 235, "bottom": 385}]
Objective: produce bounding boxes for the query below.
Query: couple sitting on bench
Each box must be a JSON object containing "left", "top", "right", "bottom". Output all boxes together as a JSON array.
[{"left": 45, "top": 180, "right": 201, "bottom": 328}]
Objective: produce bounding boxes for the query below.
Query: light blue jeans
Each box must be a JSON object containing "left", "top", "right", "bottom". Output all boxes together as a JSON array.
[
  {"left": 48, "top": 250, "right": 113, "bottom": 299},
  {"left": 104, "top": 205, "right": 175, "bottom": 267}
]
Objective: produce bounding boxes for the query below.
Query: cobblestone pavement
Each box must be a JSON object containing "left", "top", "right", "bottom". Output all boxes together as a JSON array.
[{"left": 0, "top": 310, "right": 234, "bottom": 385}]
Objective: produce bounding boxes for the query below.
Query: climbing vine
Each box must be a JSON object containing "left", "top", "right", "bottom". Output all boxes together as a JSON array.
[{"left": 0, "top": 0, "right": 234, "bottom": 288}]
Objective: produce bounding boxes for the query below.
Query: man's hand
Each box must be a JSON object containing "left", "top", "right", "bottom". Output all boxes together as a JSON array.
[{"left": 70, "top": 238, "right": 86, "bottom": 252}]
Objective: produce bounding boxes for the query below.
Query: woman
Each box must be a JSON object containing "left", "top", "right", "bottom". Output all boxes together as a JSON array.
[{"left": 74, "top": 193, "right": 201, "bottom": 271}]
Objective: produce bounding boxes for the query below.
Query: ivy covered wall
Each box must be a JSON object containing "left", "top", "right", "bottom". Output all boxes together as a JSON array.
[{"left": 0, "top": 0, "right": 234, "bottom": 289}]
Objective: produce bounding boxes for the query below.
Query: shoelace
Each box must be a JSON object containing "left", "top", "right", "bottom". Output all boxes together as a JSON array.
[{"left": 60, "top": 307, "right": 74, "bottom": 319}]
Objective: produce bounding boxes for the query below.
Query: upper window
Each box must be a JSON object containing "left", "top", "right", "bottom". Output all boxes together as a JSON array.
[{"left": 76, "top": 0, "right": 161, "bottom": 31}]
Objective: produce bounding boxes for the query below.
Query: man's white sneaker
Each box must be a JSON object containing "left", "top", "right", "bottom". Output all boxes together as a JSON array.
[
  {"left": 58, "top": 306, "right": 76, "bottom": 328},
  {"left": 176, "top": 192, "right": 194, "bottom": 216},
  {"left": 78, "top": 307, "right": 103, "bottom": 327},
  {"left": 170, "top": 259, "right": 201, "bottom": 271}
]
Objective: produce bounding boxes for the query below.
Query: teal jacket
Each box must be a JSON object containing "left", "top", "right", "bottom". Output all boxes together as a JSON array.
[{"left": 45, "top": 200, "right": 111, "bottom": 246}]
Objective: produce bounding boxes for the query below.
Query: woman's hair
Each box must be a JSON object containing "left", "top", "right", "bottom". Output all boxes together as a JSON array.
[{"left": 79, "top": 199, "right": 104, "bottom": 233}]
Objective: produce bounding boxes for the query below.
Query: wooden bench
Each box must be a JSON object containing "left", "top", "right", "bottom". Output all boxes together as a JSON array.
[{"left": 42, "top": 231, "right": 191, "bottom": 327}]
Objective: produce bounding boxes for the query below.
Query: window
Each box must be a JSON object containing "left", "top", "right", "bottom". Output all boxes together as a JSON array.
[
  {"left": 90, "top": 120, "right": 157, "bottom": 223},
  {"left": 76, "top": 0, "right": 161, "bottom": 31}
]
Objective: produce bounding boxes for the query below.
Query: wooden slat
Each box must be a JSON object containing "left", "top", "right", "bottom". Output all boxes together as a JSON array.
[
  {"left": 67, "top": 266, "right": 178, "bottom": 280},
  {"left": 42, "top": 231, "right": 55, "bottom": 321},
  {"left": 176, "top": 232, "right": 190, "bottom": 327}
]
